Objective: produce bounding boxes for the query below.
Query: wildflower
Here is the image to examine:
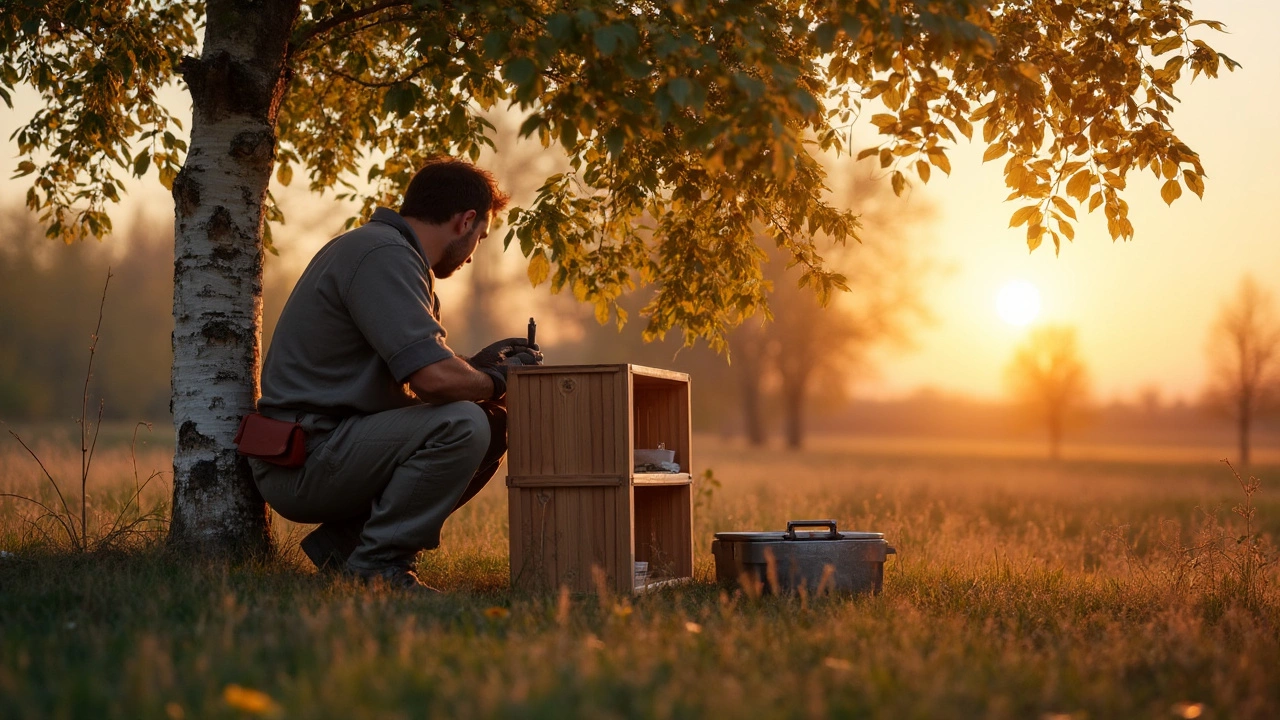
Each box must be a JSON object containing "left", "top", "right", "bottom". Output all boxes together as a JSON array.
[
  {"left": 612, "top": 602, "right": 632, "bottom": 618},
  {"left": 822, "top": 657, "right": 853, "bottom": 671},
  {"left": 483, "top": 606, "right": 509, "bottom": 620},
  {"left": 584, "top": 634, "right": 606, "bottom": 650},
  {"left": 1171, "top": 703, "right": 1205, "bottom": 719},
  {"left": 164, "top": 702, "right": 184, "bottom": 719},
  {"left": 222, "top": 684, "right": 281, "bottom": 716},
  {"left": 684, "top": 621, "right": 702, "bottom": 634}
]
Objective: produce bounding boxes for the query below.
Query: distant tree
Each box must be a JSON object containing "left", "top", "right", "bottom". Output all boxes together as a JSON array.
[
  {"left": 4, "top": 1, "right": 1236, "bottom": 555},
  {"left": 1204, "top": 276, "right": 1280, "bottom": 467},
  {"left": 1005, "top": 325, "right": 1089, "bottom": 460},
  {"left": 732, "top": 174, "right": 932, "bottom": 449}
]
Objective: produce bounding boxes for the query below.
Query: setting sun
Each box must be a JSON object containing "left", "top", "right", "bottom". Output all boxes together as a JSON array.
[{"left": 996, "top": 280, "right": 1041, "bottom": 327}]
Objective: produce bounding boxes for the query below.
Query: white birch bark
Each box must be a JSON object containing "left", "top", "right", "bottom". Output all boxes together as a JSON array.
[{"left": 169, "top": 0, "right": 301, "bottom": 556}]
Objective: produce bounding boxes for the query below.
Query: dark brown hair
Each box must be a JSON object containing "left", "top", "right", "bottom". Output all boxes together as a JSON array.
[{"left": 399, "top": 158, "right": 510, "bottom": 224}]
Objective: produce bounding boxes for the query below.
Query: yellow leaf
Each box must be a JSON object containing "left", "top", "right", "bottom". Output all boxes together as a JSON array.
[
  {"left": 276, "top": 164, "right": 293, "bottom": 187},
  {"left": 483, "top": 606, "right": 509, "bottom": 619},
  {"left": 982, "top": 144, "right": 1006, "bottom": 163},
  {"left": 891, "top": 170, "right": 905, "bottom": 196},
  {"left": 870, "top": 113, "right": 897, "bottom": 129},
  {"left": 594, "top": 300, "right": 609, "bottom": 325},
  {"left": 927, "top": 148, "right": 951, "bottom": 175},
  {"left": 1050, "top": 196, "right": 1076, "bottom": 220},
  {"left": 222, "top": 685, "right": 280, "bottom": 716},
  {"left": 1160, "top": 178, "right": 1182, "bottom": 205},
  {"left": 527, "top": 251, "right": 550, "bottom": 286},
  {"left": 1152, "top": 36, "right": 1182, "bottom": 56},
  {"left": 1089, "top": 191, "right": 1103, "bottom": 212},
  {"left": 916, "top": 159, "right": 930, "bottom": 183},
  {"left": 1066, "top": 170, "right": 1092, "bottom": 202},
  {"left": 1009, "top": 205, "right": 1038, "bottom": 228},
  {"left": 1183, "top": 170, "right": 1205, "bottom": 198}
]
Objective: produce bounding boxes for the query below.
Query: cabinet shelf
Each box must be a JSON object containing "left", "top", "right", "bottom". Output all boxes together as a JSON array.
[{"left": 506, "top": 364, "right": 694, "bottom": 594}]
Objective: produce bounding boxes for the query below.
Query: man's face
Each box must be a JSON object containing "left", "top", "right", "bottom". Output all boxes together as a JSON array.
[{"left": 433, "top": 212, "right": 490, "bottom": 279}]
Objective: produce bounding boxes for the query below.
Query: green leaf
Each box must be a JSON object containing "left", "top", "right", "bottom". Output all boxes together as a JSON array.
[
  {"left": 504, "top": 58, "right": 537, "bottom": 88},
  {"left": 667, "top": 77, "right": 692, "bottom": 107},
  {"left": 132, "top": 152, "right": 150, "bottom": 177},
  {"left": 518, "top": 113, "right": 543, "bottom": 138},
  {"left": 547, "top": 13, "right": 574, "bottom": 42},
  {"left": 594, "top": 26, "right": 620, "bottom": 57}
]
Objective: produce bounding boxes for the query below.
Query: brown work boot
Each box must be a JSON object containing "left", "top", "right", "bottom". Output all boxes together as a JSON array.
[
  {"left": 347, "top": 565, "right": 439, "bottom": 594},
  {"left": 299, "top": 524, "right": 359, "bottom": 574}
]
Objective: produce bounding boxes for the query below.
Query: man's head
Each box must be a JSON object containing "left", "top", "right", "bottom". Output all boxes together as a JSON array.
[{"left": 400, "top": 159, "right": 511, "bottom": 278}]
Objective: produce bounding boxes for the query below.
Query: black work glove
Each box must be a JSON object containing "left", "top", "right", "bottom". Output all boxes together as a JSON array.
[{"left": 467, "top": 338, "right": 544, "bottom": 400}]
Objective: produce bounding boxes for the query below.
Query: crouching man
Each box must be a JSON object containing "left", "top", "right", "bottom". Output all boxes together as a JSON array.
[{"left": 244, "top": 158, "right": 541, "bottom": 592}]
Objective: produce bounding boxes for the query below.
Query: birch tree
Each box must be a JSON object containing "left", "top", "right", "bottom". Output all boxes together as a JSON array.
[{"left": 3, "top": 0, "right": 1236, "bottom": 556}]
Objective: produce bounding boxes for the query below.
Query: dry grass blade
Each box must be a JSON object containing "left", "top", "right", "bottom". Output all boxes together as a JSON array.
[
  {"left": 79, "top": 269, "right": 113, "bottom": 549},
  {"left": 2, "top": 425, "right": 80, "bottom": 549}
]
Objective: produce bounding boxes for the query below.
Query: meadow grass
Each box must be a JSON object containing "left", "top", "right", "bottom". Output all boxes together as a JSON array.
[{"left": 1, "top": 435, "right": 1277, "bottom": 719}]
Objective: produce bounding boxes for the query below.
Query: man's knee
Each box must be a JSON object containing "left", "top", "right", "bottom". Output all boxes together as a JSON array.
[{"left": 436, "top": 401, "right": 491, "bottom": 459}]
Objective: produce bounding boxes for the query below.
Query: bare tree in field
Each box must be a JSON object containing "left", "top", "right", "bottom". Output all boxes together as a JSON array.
[
  {"left": 1006, "top": 325, "right": 1090, "bottom": 460},
  {"left": 1204, "top": 276, "right": 1280, "bottom": 467}
]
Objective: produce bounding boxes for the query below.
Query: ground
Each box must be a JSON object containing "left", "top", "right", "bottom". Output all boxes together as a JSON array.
[{"left": 1, "top": 432, "right": 1277, "bottom": 719}]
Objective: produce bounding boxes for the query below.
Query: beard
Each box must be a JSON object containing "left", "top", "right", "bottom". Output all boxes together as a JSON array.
[{"left": 432, "top": 234, "right": 474, "bottom": 278}]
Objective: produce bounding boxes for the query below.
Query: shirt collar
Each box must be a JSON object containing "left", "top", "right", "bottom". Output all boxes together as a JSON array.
[{"left": 368, "top": 207, "right": 428, "bottom": 265}]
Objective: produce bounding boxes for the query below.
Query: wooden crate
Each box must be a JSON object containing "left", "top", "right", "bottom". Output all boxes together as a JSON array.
[{"left": 505, "top": 364, "right": 694, "bottom": 593}]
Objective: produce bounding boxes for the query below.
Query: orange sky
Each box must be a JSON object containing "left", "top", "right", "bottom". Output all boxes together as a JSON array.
[{"left": 3, "top": 0, "right": 1276, "bottom": 404}]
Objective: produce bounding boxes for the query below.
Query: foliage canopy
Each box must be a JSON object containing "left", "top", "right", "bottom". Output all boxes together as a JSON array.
[{"left": 3, "top": 0, "right": 1237, "bottom": 348}]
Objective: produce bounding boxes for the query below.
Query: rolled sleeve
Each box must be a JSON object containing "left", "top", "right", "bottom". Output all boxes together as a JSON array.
[{"left": 343, "top": 245, "right": 454, "bottom": 382}]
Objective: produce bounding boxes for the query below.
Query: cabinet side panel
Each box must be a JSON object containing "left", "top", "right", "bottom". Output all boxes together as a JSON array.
[
  {"left": 508, "top": 486, "right": 524, "bottom": 588},
  {"left": 675, "top": 484, "right": 693, "bottom": 577}
]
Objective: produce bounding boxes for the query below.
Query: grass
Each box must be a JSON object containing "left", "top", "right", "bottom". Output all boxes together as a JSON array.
[{"left": 1, "top": 436, "right": 1277, "bottom": 719}]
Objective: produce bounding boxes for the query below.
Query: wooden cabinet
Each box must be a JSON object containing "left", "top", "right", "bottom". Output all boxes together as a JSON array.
[{"left": 505, "top": 364, "right": 694, "bottom": 593}]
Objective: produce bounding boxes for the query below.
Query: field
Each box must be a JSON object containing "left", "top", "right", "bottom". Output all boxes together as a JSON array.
[{"left": 1, "top": 432, "right": 1278, "bottom": 719}]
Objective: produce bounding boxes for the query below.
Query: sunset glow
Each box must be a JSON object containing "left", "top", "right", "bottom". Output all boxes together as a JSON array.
[{"left": 996, "top": 280, "right": 1041, "bottom": 327}]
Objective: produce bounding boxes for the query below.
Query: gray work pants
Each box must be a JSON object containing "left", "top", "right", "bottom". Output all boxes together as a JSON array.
[{"left": 250, "top": 401, "right": 506, "bottom": 571}]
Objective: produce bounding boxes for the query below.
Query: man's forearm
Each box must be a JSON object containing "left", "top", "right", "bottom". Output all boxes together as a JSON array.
[{"left": 408, "top": 357, "right": 495, "bottom": 404}]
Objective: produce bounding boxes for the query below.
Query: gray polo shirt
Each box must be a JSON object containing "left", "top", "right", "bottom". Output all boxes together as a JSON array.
[{"left": 258, "top": 208, "right": 454, "bottom": 417}]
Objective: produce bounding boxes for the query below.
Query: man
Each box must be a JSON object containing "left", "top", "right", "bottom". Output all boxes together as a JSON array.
[{"left": 249, "top": 158, "right": 540, "bottom": 592}]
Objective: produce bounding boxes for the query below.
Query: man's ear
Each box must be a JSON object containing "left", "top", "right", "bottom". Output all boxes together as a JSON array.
[{"left": 453, "top": 209, "right": 478, "bottom": 234}]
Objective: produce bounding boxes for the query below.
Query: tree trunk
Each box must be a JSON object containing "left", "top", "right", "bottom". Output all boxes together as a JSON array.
[
  {"left": 169, "top": 0, "right": 301, "bottom": 557},
  {"left": 731, "top": 327, "right": 768, "bottom": 446},
  {"left": 1047, "top": 410, "right": 1062, "bottom": 461},
  {"left": 782, "top": 380, "right": 805, "bottom": 450}
]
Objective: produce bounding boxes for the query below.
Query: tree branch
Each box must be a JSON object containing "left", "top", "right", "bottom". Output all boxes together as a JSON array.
[{"left": 290, "top": 0, "right": 416, "bottom": 56}]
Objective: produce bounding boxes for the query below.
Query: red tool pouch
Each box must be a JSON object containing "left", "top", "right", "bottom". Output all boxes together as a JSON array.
[{"left": 234, "top": 413, "right": 307, "bottom": 468}]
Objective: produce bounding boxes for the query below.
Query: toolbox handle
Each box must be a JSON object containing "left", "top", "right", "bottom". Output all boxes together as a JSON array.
[{"left": 785, "top": 519, "right": 840, "bottom": 540}]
